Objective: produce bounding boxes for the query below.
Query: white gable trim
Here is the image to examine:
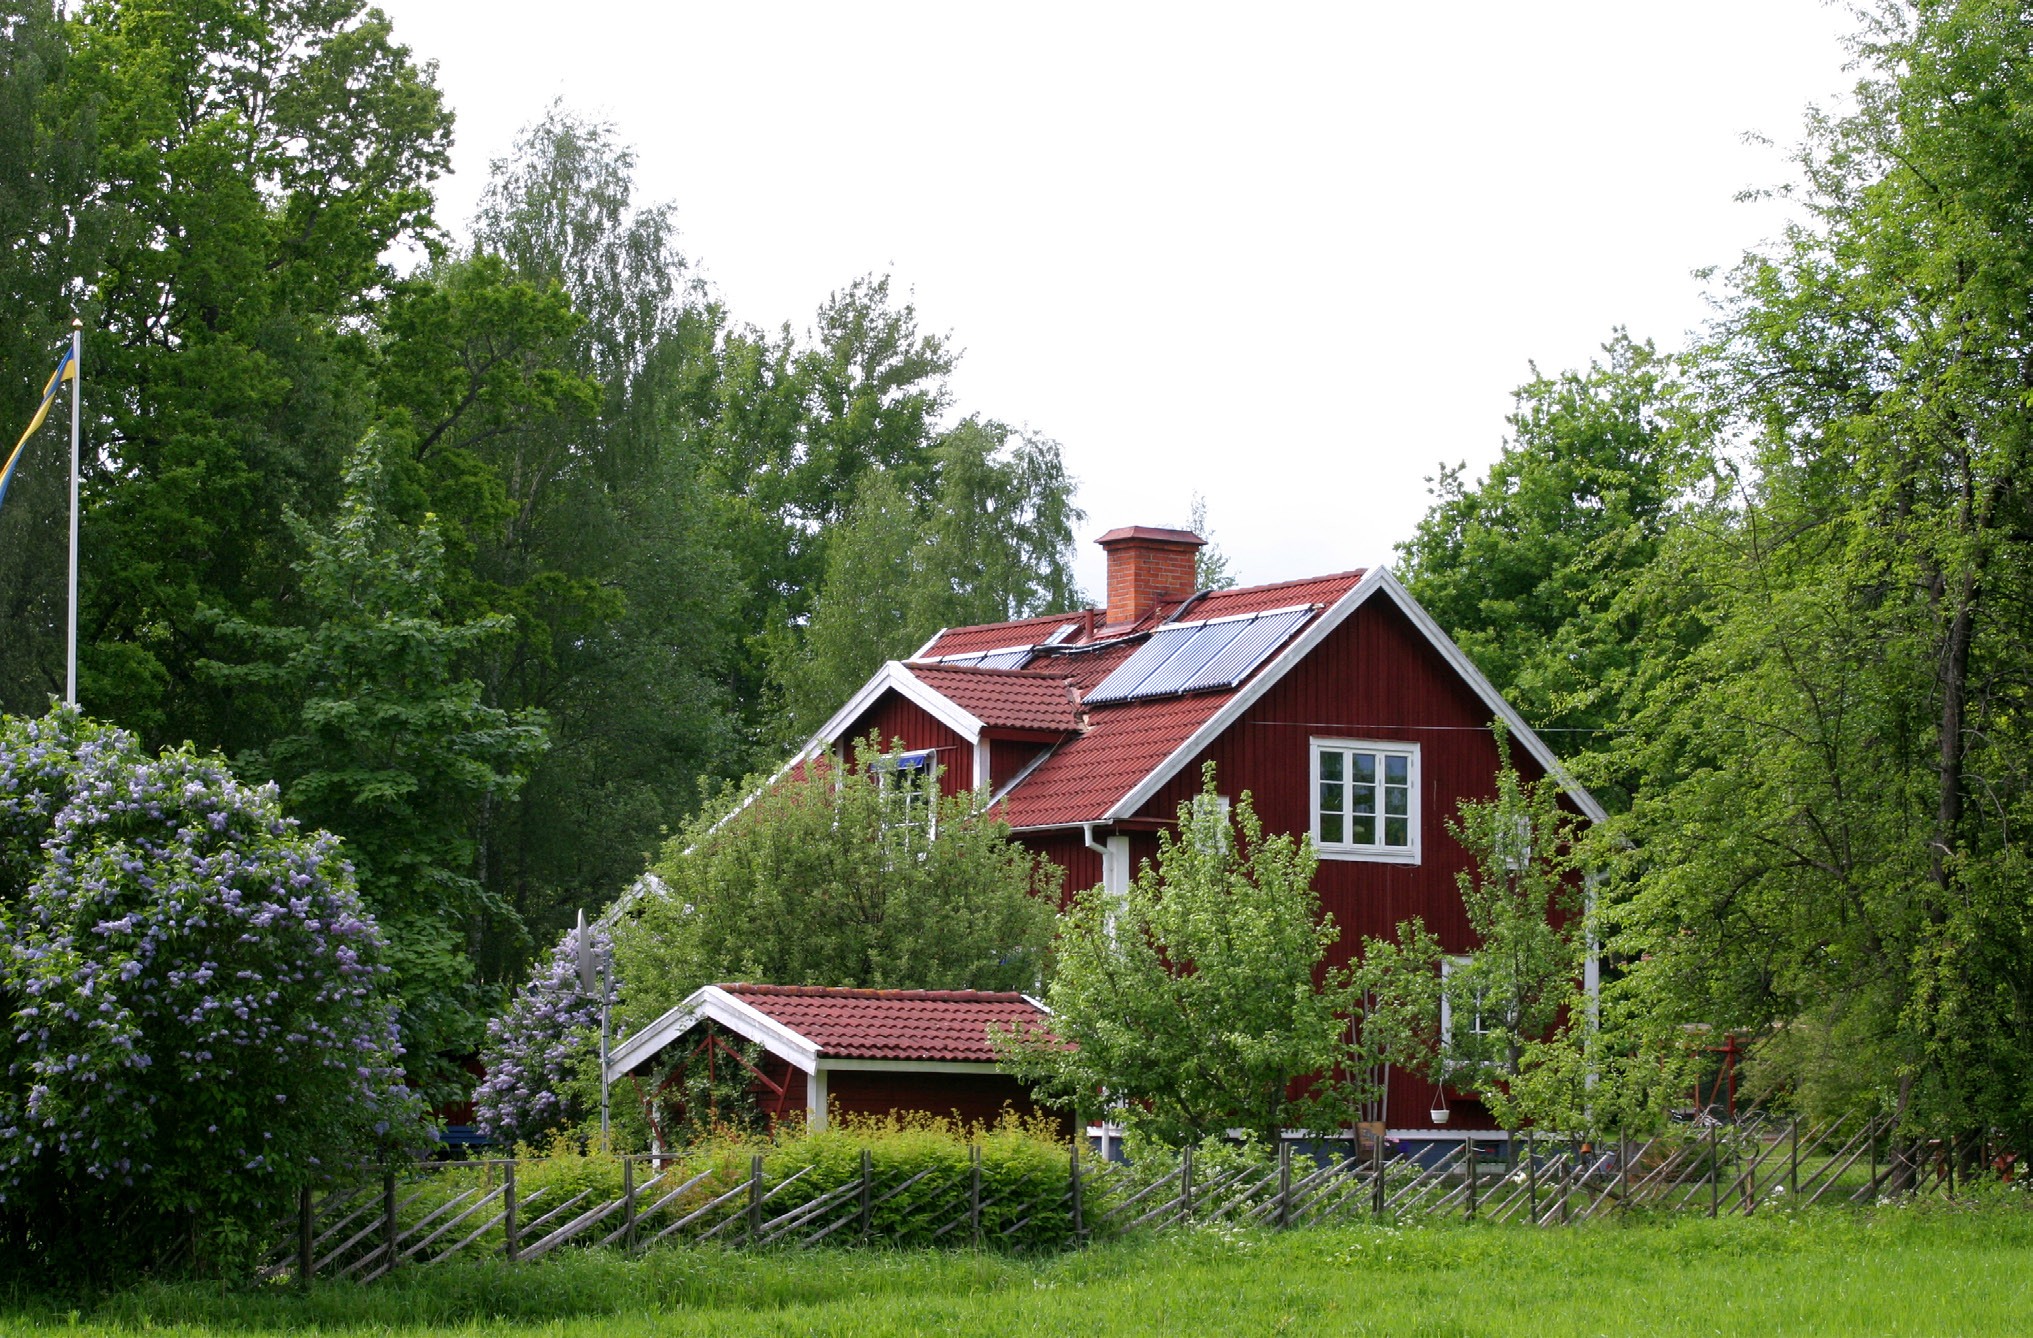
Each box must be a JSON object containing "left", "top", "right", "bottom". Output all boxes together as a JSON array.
[
  {"left": 1375, "top": 568, "right": 1608, "bottom": 823},
  {"left": 692, "top": 663, "right": 983, "bottom": 853},
  {"left": 605, "top": 985, "right": 821, "bottom": 1084},
  {"left": 809, "top": 660, "right": 984, "bottom": 748},
  {"left": 1102, "top": 565, "right": 1607, "bottom": 825}
]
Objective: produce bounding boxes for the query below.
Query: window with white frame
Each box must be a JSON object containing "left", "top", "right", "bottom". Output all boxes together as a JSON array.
[
  {"left": 1439, "top": 955, "right": 1491, "bottom": 1047},
  {"left": 1310, "top": 739, "right": 1419, "bottom": 860},
  {"left": 1188, "top": 792, "right": 1231, "bottom": 852},
  {"left": 872, "top": 748, "right": 938, "bottom": 841}
]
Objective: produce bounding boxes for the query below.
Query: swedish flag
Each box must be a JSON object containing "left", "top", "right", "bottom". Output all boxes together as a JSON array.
[{"left": 0, "top": 345, "right": 76, "bottom": 515}]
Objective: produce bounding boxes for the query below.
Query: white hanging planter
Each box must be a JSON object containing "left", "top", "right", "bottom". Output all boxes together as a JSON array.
[{"left": 1429, "top": 1106, "right": 1451, "bottom": 1126}]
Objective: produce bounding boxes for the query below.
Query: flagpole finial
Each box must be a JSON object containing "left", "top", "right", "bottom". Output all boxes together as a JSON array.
[{"left": 71, "top": 318, "right": 82, "bottom": 329}]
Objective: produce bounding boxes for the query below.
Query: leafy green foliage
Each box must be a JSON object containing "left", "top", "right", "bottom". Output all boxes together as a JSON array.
[
  {"left": 0, "top": 706, "right": 421, "bottom": 1283},
  {"left": 0, "top": 6, "right": 102, "bottom": 713},
  {"left": 997, "top": 767, "right": 1360, "bottom": 1146},
  {"left": 1589, "top": 0, "right": 2033, "bottom": 1147},
  {"left": 1441, "top": 722, "right": 1586, "bottom": 1083},
  {"left": 612, "top": 737, "right": 1060, "bottom": 1028},
  {"left": 204, "top": 432, "right": 548, "bottom": 1084},
  {"left": 62, "top": 0, "right": 452, "bottom": 740},
  {"left": 1397, "top": 333, "right": 1702, "bottom": 806},
  {"left": 776, "top": 422, "right": 1084, "bottom": 737}
]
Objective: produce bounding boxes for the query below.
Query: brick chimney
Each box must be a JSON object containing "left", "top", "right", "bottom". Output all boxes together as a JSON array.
[{"left": 1097, "top": 525, "right": 1206, "bottom": 627}]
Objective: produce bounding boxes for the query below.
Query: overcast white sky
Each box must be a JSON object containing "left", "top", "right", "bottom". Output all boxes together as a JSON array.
[{"left": 372, "top": 1, "right": 1856, "bottom": 599}]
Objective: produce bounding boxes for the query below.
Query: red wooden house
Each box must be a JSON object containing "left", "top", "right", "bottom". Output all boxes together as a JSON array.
[{"left": 793, "top": 525, "right": 1605, "bottom": 1143}]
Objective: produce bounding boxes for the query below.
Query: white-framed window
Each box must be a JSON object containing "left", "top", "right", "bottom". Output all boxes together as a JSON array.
[
  {"left": 1187, "top": 792, "right": 1231, "bottom": 852},
  {"left": 872, "top": 748, "right": 938, "bottom": 841},
  {"left": 1310, "top": 738, "right": 1420, "bottom": 862},
  {"left": 1439, "top": 955, "right": 1491, "bottom": 1047}
]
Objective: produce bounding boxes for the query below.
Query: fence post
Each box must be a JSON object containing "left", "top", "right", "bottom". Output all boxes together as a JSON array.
[
  {"left": 382, "top": 1171, "right": 398, "bottom": 1273},
  {"left": 1741, "top": 1131, "right": 1753, "bottom": 1214},
  {"left": 858, "top": 1148, "right": 872, "bottom": 1239},
  {"left": 1870, "top": 1125, "right": 1879, "bottom": 1199},
  {"left": 504, "top": 1161, "right": 519, "bottom": 1263},
  {"left": 746, "top": 1153, "right": 763, "bottom": 1245},
  {"left": 1277, "top": 1139, "right": 1293, "bottom": 1229},
  {"left": 1790, "top": 1118, "right": 1800, "bottom": 1198},
  {"left": 1618, "top": 1133, "right": 1629, "bottom": 1215},
  {"left": 1070, "top": 1140, "right": 1085, "bottom": 1243},
  {"left": 1560, "top": 1136, "right": 1574, "bottom": 1225},
  {"left": 1371, "top": 1129, "right": 1385, "bottom": 1218},
  {"left": 298, "top": 1186, "right": 313, "bottom": 1289},
  {"left": 1465, "top": 1138, "right": 1478, "bottom": 1222},
  {"left": 969, "top": 1144, "right": 982, "bottom": 1245},
  {"left": 1181, "top": 1144, "right": 1194, "bottom": 1222},
  {"left": 623, "top": 1155, "right": 636, "bottom": 1255},
  {"left": 1526, "top": 1131, "right": 1537, "bottom": 1224},
  {"left": 1707, "top": 1124, "right": 1719, "bottom": 1219}
]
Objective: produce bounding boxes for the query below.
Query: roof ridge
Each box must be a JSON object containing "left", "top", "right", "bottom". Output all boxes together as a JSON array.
[
  {"left": 934, "top": 571, "right": 1368, "bottom": 645},
  {"left": 908, "top": 663, "right": 1071, "bottom": 679},
  {"left": 719, "top": 982, "right": 1033, "bottom": 1002}
]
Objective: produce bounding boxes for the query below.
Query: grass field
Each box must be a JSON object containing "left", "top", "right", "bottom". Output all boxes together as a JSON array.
[{"left": 12, "top": 1204, "right": 2032, "bottom": 1337}]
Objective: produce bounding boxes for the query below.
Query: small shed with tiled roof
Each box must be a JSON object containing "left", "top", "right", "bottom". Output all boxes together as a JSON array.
[{"left": 606, "top": 984, "right": 1061, "bottom": 1137}]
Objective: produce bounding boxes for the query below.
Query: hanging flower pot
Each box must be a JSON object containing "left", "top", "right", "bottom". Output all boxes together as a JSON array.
[{"left": 1430, "top": 1085, "right": 1451, "bottom": 1125}]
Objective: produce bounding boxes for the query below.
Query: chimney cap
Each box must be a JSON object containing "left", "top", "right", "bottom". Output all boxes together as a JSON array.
[{"left": 1095, "top": 525, "right": 1206, "bottom": 549}]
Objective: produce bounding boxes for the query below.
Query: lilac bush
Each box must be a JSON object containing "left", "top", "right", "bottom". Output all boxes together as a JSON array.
[
  {"left": 0, "top": 707, "right": 423, "bottom": 1279},
  {"left": 473, "top": 920, "right": 614, "bottom": 1147}
]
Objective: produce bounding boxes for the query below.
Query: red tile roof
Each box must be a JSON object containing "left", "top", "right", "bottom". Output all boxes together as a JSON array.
[
  {"left": 721, "top": 984, "right": 1047, "bottom": 1062},
  {"left": 901, "top": 570, "right": 1368, "bottom": 827},
  {"left": 923, "top": 611, "right": 1084, "bottom": 657},
  {"left": 907, "top": 665, "right": 1079, "bottom": 732}
]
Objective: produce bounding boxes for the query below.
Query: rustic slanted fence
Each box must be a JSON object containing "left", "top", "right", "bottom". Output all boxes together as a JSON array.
[{"left": 262, "top": 1114, "right": 2011, "bottom": 1283}]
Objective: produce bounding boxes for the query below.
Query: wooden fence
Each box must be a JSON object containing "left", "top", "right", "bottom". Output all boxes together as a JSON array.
[{"left": 262, "top": 1113, "right": 2009, "bottom": 1283}]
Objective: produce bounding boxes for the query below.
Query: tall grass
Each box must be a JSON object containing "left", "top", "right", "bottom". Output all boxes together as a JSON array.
[{"left": 25, "top": 1200, "right": 2033, "bottom": 1336}]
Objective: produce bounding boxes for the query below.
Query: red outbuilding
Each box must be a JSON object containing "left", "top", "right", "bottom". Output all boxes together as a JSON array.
[
  {"left": 780, "top": 525, "right": 1607, "bottom": 1144},
  {"left": 608, "top": 984, "right": 1063, "bottom": 1140}
]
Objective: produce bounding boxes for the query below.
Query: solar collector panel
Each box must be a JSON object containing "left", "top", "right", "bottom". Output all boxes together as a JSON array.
[
  {"left": 1083, "top": 624, "right": 1198, "bottom": 703},
  {"left": 1126, "top": 619, "right": 1251, "bottom": 697},
  {"left": 1083, "top": 606, "right": 1314, "bottom": 704},
  {"left": 1175, "top": 608, "right": 1311, "bottom": 693}
]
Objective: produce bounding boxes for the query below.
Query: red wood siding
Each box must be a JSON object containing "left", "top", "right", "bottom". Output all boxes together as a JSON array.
[
  {"left": 989, "top": 738, "right": 1047, "bottom": 790},
  {"left": 1020, "top": 828, "right": 1102, "bottom": 906},
  {"left": 842, "top": 695, "right": 974, "bottom": 793},
  {"left": 755, "top": 1053, "right": 810, "bottom": 1129},
  {"left": 1013, "top": 595, "right": 1562, "bottom": 1133},
  {"left": 826, "top": 1068, "right": 1066, "bottom": 1134},
  {"left": 1131, "top": 594, "right": 1543, "bottom": 962}
]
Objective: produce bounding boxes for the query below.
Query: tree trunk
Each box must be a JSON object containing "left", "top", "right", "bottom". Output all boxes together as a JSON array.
[{"left": 1933, "top": 564, "right": 1976, "bottom": 893}]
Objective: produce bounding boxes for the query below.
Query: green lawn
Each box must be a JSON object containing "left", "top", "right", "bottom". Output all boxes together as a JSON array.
[{"left": 16, "top": 1205, "right": 2033, "bottom": 1337}]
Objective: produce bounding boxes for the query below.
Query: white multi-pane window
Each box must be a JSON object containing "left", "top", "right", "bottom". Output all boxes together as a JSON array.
[
  {"left": 1188, "top": 792, "right": 1232, "bottom": 852},
  {"left": 1440, "top": 956, "right": 1491, "bottom": 1045},
  {"left": 873, "top": 749, "right": 938, "bottom": 841},
  {"left": 1310, "top": 739, "right": 1419, "bottom": 861}
]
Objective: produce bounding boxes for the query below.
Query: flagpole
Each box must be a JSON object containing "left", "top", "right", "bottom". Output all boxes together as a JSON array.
[{"left": 66, "top": 318, "right": 80, "bottom": 708}]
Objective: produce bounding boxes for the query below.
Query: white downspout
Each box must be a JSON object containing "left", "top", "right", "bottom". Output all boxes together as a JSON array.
[{"left": 1082, "top": 822, "right": 1130, "bottom": 1161}]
